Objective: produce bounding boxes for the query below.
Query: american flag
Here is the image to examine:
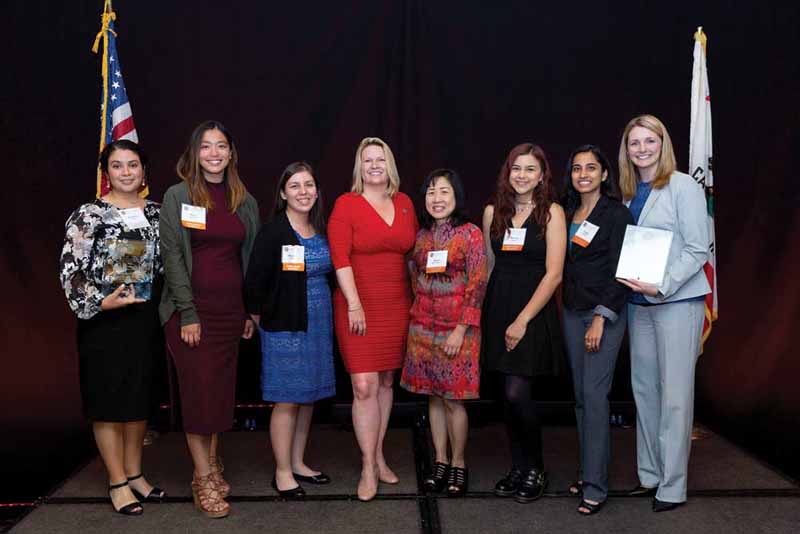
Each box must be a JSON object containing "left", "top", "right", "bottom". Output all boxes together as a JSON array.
[{"left": 93, "top": 2, "right": 141, "bottom": 197}]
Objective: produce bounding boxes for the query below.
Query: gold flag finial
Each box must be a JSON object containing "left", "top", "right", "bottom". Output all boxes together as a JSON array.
[{"left": 694, "top": 26, "right": 707, "bottom": 55}]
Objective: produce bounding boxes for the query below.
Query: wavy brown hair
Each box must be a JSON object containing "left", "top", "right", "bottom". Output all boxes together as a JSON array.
[
  {"left": 176, "top": 120, "right": 248, "bottom": 212},
  {"left": 488, "top": 143, "right": 556, "bottom": 239}
]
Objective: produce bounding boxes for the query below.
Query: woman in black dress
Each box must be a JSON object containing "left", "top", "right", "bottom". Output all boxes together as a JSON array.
[
  {"left": 60, "top": 140, "right": 165, "bottom": 515},
  {"left": 481, "top": 143, "right": 566, "bottom": 504}
]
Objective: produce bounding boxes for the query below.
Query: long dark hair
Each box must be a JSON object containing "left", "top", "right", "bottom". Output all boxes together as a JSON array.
[
  {"left": 272, "top": 161, "right": 326, "bottom": 236},
  {"left": 488, "top": 143, "right": 556, "bottom": 239},
  {"left": 417, "top": 168, "right": 470, "bottom": 229},
  {"left": 562, "top": 144, "right": 621, "bottom": 218},
  {"left": 175, "top": 120, "right": 248, "bottom": 212}
]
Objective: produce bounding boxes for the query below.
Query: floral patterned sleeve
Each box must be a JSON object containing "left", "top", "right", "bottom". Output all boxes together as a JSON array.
[
  {"left": 147, "top": 201, "right": 164, "bottom": 276},
  {"left": 60, "top": 204, "right": 105, "bottom": 320},
  {"left": 459, "top": 224, "right": 488, "bottom": 327}
]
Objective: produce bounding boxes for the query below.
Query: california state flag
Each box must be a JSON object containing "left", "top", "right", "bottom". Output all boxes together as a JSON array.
[{"left": 689, "top": 27, "right": 718, "bottom": 350}]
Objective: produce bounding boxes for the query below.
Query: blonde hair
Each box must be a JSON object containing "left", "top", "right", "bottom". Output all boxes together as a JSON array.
[
  {"left": 351, "top": 137, "right": 400, "bottom": 196},
  {"left": 618, "top": 114, "right": 677, "bottom": 200}
]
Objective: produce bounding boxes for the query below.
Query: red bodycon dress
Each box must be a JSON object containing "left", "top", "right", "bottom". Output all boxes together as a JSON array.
[{"left": 328, "top": 192, "right": 418, "bottom": 373}]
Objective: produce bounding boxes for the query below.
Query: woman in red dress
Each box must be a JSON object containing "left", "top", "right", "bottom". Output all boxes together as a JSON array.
[{"left": 328, "top": 137, "right": 418, "bottom": 501}]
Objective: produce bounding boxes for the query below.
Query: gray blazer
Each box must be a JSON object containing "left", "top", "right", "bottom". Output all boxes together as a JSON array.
[{"left": 627, "top": 171, "right": 711, "bottom": 303}]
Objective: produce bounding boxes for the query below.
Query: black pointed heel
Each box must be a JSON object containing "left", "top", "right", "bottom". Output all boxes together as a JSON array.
[{"left": 271, "top": 476, "right": 306, "bottom": 499}]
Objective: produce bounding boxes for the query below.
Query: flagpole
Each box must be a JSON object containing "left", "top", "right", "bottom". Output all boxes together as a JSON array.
[
  {"left": 690, "top": 26, "right": 718, "bottom": 350},
  {"left": 92, "top": 0, "right": 116, "bottom": 198}
]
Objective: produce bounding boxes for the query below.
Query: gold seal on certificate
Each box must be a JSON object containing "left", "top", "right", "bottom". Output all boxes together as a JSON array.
[{"left": 615, "top": 225, "right": 674, "bottom": 286}]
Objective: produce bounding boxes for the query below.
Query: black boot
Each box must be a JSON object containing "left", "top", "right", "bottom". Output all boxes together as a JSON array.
[
  {"left": 514, "top": 468, "right": 548, "bottom": 503},
  {"left": 494, "top": 468, "right": 524, "bottom": 497}
]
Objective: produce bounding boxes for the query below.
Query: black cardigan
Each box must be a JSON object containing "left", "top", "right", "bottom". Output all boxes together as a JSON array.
[
  {"left": 244, "top": 212, "right": 314, "bottom": 332},
  {"left": 563, "top": 195, "right": 634, "bottom": 319}
]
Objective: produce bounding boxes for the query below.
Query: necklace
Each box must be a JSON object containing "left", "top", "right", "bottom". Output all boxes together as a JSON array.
[{"left": 515, "top": 199, "right": 533, "bottom": 211}]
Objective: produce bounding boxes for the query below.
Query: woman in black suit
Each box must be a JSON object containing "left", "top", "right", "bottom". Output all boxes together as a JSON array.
[{"left": 561, "top": 145, "right": 633, "bottom": 515}]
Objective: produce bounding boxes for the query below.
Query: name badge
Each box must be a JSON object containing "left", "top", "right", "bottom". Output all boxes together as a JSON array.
[
  {"left": 118, "top": 207, "right": 150, "bottom": 230},
  {"left": 571, "top": 221, "right": 600, "bottom": 248},
  {"left": 181, "top": 203, "right": 207, "bottom": 230},
  {"left": 426, "top": 250, "right": 448, "bottom": 274},
  {"left": 282, "top": 245, "right": 305, "bottom": 272},
  {"left": 501, "top": 228, "right": 527, "bottom": 251}
]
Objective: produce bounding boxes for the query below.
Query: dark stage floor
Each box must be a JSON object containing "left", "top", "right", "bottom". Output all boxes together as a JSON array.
[{"left": 6, "top": 409, "right": 800, "bottom": 534}]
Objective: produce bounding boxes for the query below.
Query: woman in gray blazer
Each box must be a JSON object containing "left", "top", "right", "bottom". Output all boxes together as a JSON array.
[{"left": 616, "top": 115, "right": 711, "bottom": 513}]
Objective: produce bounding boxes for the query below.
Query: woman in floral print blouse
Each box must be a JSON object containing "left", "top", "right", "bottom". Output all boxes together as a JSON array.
[
  {"left": 400, "top": 168, "right": 488, "bottom": 497},
  {"left": 59, "top": 140, "right": 165, "bottom": 516}
]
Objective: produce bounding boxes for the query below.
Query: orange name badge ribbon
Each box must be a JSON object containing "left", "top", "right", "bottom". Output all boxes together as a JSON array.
[
  {"left": 501, "top": 228, "right": 527, "bottom": 251},
  {"left": 426, "top": 250, "right": 448, "bottom": 274},
  {"left": 571, "top": 220, "right": 600, "bottom": 248},
  {"left": 281, "top": 245, "right": 305, "bottom": 272},
  {"left": 181, "top": 203, "right": 207, "bottom": 230}
]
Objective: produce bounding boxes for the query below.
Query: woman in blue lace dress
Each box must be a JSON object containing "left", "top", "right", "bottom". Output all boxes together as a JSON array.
[{"left": 245, "top": 162, "right": 335, "bottom": 498}]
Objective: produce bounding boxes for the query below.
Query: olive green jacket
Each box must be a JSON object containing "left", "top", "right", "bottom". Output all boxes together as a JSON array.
[{"left": 158, "top": 181, "right": 260, "bottom": 326}]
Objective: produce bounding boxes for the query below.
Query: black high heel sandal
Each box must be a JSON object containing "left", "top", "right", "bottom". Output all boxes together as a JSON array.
[
  {"left": 127, "top": 473, "right": 166, "bottom": 502},
  {"left": 423, "top": 462, "right": 449, "bottom": 493},
  {"left": 446, "top": 466, "right": 468, "bottom": 497},
  {"left": 108, "top": 481, "right": 143, "bottom": 516}
]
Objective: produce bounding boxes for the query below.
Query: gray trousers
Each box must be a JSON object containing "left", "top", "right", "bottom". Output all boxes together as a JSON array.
[
  {"left": 629, "top": 300, "right": 704, "bottom": 503},
  {"left": 563, "top": 306, "right": 627, "bottom": 502}
]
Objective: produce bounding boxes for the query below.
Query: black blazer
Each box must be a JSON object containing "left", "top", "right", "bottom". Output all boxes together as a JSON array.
[
  {"left": 563, "top": 195, "right": 634, "bottom": 318},
  {"left": 244, "top": 212, "right": 328, "bottom": 332}
]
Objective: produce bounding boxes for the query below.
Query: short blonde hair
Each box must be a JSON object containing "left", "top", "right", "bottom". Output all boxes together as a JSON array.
[
  {"left": 618, "top": 114, "right": 677, "bottom": 200},
  {"left": 351, "top": 137, "right": 400, "bottom": 196}
]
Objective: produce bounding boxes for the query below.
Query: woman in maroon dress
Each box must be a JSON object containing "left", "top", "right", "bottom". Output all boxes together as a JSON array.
[
  {"left": 160, "top": 121, "right": 260, "bottom": 518},
  {"left": 328, "top": 137, "right": 418, "bottom": 501}
]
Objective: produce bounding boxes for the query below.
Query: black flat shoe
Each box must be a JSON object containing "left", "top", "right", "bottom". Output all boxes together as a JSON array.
[
  {"left": 578, "top": 498, "right": 606, "bottom": 515},
  {"left": 494, "top": 468, "right": 524, "bottom": 497},
  {"left": 292, "top": 472, "right": 331, "bottom": 485},
  {"left": 653, "top": 498, "right": 684, "bottom": 512},
  {"left": 127, "top": 474, "right": 166, "bottom": 502},
  {"left": 271, "top": 476, "right": 305, "bottom": 499},
  {"left": 514, "top": 468, "right": 548, "bottom": 504},
  {"left": 423, "top": 462, "right": 449, "bottom": 493},
  {"left": 446, "top": 466, "right": 468, "bottom": 498},
  {"left": 629, "top": 484, "right": 658, "bottom": 497},
  {"left": 109, "top": 481, "right": 143, "bottom": 516},
  {"left": 568, "top": 480, "right": 584, "bottom": 497}
]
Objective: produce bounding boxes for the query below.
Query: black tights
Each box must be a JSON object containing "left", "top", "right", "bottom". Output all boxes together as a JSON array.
[{"left": 503, "top": 374, "right": 543, "bottom": 471}]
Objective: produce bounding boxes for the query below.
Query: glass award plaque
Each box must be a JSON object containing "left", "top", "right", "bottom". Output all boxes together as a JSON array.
[
  {"left": 101, "top": 238, "right": 155, "bottom": 300},
  {"left": 615, "top": 225, "right": 674, "bottom": 286}
]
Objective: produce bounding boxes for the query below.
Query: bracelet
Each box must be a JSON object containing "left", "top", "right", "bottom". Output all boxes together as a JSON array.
[{"left": 348, "top": 306, "right": 362, "bottom": 312}]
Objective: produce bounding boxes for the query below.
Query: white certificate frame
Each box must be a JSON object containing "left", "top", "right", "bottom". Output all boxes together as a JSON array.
[{"left": 615, "top": 225, "right": 674, "bottom": 286}]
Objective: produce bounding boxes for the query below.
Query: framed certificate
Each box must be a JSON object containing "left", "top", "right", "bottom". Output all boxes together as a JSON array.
[{"left": 615, "top": 225, "right": 674, "bottom": 286}]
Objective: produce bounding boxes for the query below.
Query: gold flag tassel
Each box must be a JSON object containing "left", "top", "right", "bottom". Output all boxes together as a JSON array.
[{"left": 92, "top": 0, "right": 117, "bottom": 198}]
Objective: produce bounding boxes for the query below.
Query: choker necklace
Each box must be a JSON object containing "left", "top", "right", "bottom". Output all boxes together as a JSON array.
[{"left": 515, "top": 200, "right": 534, "bottom": 210}]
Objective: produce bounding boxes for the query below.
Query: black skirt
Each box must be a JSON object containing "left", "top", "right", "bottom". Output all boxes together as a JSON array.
[{"left": 77, "top": 299, "right": 160, "bottom": 422}]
